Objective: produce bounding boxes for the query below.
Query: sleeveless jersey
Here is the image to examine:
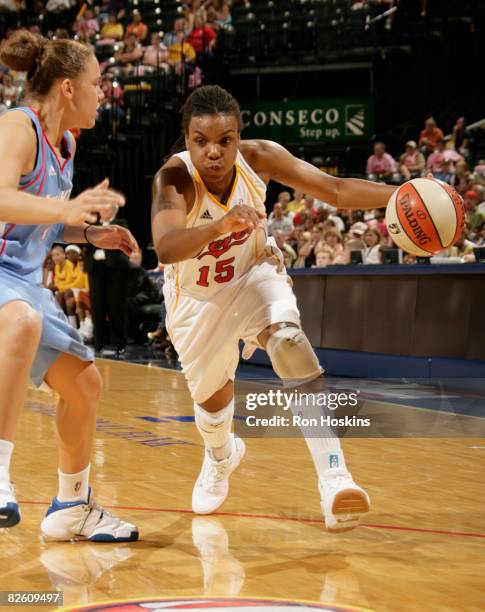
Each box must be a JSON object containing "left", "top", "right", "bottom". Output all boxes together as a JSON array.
[
  {"left": 166, "top": 150, "right": 268, "bottom": 300},
  {"left": 0, "top": 106, "right": 73, "bottom": 285}
]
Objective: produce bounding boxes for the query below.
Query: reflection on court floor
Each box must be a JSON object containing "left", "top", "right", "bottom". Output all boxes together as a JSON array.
[{"left": 1, "top": 359, "right": 484, "bottom": 612}]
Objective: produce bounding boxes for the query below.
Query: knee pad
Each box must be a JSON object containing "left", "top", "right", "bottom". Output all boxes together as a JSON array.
[{"left": 266, "top": 326, "right": 323, "bottom": 383}]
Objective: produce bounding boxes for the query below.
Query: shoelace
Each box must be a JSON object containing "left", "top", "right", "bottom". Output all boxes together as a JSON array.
[{"left": 201, "top": 459, "right": 232, "bottom": 493}]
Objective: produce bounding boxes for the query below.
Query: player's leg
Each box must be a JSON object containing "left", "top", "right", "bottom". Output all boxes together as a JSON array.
[
  {"left": 192, "top": 377, "right": 246, "bottom": 515},
  {"left": 165, "top": 289, "right": 245, "bottom": 514},
  {"left": 258, "top": 322, "right": 370, "bottom": 532},
  {"left": 39, "top": 354, "right": 138, "bottom": 542},
  {"left": 0, "top": 300, "right": 42, "bottom": 528}
]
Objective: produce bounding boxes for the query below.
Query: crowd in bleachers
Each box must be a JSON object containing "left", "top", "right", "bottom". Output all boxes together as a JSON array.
[
  {"left": 0, "top": 0, "right": 238, "bottom": 114},
  {"left": 366, "top": 116, "right": 472, "bottom": 187},
  {"left": 41, "top": 240, "right": 172, "bottom": 355},
  {"left": 267, "top": 113, "right": 485, "bottom": 268}
]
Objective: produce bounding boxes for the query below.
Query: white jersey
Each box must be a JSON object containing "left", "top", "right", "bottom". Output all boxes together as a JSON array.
[{"left": 165, "top": 150, "right": 269, "bottom": 300}]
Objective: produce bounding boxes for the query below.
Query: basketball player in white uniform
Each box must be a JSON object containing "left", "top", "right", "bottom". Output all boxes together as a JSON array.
[{"left": 152, "top": 86, "right": 396, "bottom": 532}]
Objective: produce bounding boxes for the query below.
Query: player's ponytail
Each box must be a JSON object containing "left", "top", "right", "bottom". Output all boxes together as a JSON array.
[{"left": 0, "top": 29, "right": 92, "bottom": 98}]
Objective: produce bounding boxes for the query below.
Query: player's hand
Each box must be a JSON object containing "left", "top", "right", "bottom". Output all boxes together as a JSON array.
[
  {"left": 62, "top": 179, "right": 125, "bottom": 225},
  {"left": 86, "top": 224, "right": 139, "bottom": 256},
  {"left": 216, "top": 205, "right": 266, "bottom": 234}
]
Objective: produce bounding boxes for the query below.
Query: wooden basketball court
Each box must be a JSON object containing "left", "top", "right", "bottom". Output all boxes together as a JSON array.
[{"left": 1, "top": 359, "right": 484, "bottom": 612}]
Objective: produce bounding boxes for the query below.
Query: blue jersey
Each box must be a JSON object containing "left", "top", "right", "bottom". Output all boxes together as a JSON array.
[{"left": 0, "top": 106, "right": 73, "bottom": 285}]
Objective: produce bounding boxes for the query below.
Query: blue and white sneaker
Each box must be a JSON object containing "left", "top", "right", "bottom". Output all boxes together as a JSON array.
[
  {"left": 0, "top": 468, "right": 20, "bottom": 528},
  {"left": 40, "top": 488, "right": 138, "bottom": 542}
]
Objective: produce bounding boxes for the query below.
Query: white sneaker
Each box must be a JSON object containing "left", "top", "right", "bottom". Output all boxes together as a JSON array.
[
  {"left": 40, "top": 488, "right": 139, "bottom": 542},
  {"left": 319, "top": 469, "right": 370, "bottom": 533},
  {"left": 0, "top": 468, "right": 20, "bottom": 528},
  {"left": 192, "top": 435, "right": 245, "bottom": 514}
]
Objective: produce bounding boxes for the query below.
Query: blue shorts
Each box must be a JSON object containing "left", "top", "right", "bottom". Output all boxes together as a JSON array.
[{"left": 0, "top": 268, "right": 94, "bottom": 386}]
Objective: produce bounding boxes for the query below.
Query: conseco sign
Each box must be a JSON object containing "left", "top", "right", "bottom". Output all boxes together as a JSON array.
[{"left": 241, "top": 99, "right": 374, "bottom": 145}]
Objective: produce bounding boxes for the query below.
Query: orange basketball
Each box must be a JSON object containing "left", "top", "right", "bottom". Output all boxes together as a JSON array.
[{"left": 385, "top": 178, "right": 465, "bottom": 256}]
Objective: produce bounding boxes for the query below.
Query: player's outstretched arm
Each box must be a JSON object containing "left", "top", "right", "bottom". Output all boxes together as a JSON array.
[
  {"left": 247, "top": 140, "right": 397, "bottom": 210},
  {"left": 151, "top": 158, "right": 264, "bottom": 264},
  {"left": 0, "top": 115, "right": 124, "bottom": 225}
]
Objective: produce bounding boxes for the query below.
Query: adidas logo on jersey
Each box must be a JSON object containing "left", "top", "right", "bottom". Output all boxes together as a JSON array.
[
  {"left": 200, "top": 210, "right": 213, "bottom": 220},
  {"left": 48, "top": 166, "right": 56, "bottom": 176}
]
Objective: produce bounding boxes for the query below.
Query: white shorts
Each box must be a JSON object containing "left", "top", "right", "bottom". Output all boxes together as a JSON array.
[{"left": 164, "top": 257, "right": 300, "bottom": 404}]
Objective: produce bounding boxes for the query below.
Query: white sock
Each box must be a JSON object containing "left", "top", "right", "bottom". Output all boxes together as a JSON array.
[
  {"left": 68, "top": 315, "right": 78, "bottom": 329},
  {"left": 289, "top": 402, "right": 347, "bottom": 479},
  {"left": 57, "top": 464, "right": 90, "bottom": 503},
  {"left": 194, "top": 400, "right": 234, "bottom": 461},
  {"left": 0, "top": 440, "right": 14, "bottom": 482}
]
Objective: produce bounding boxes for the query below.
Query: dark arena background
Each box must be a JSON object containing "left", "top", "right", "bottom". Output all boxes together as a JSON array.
[{"left": 1, "top": 1, "right": 485, "bottom": 611}]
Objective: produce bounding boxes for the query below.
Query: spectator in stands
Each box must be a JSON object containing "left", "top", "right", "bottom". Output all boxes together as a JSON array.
[
  {"left": 474, "top": 221, "right": 485, "bottom": 246},
  {"left": 427, "top": 139, "right": 463, "bottom": 175},
  {"left": 433, "top": 158, "right": 455, "bottom": 185},
  {"left": 125, "top": 249, "right": 161, "bottom": 344},
  {"left": 452, "top": 116, "right": 467, "bottom": 151},
  {"left": 206, "top": 0, "right": 232, "bottom": 30},
  {"left": 187, "top": 12, "right": 217, "bottom": 56},
  {"left": 321, "top": 228, "right": 347, "bottom": 264},
  {"left": 163, "top": 17, "right": 188, "bottom": 48},
  {"left": 73, "top": 8, "right": 99, "bottom": 41},
  {"left": 268, "top": 202, "right": 293, "bottom": 236},
  {"left": 366, "top": 141, "right": 399, "bottom": 182},
  {"left": 168, "top": 30, "right": 196, "bottom": 66},
  {"left": 474, "top": 185, "right": 485, "bottom": 215},
  {"left": 126, "top": 9, "right": 148, "bottom": 43},
  {"left": 42, "top": 253, "right": 55, "bottom": 290},
  {"left": 371, "top": 208, "right": 388, "bottom": 240},
  {"left": 455, "top": 160, "right": 471, "bottom": 195},
  {"left": 115, "top": 32, "right": 143, "bottom": 72},
  {"left": 293, "top": 231, "right": 315, "bottom": 269},
  {"left": 98, "top": 73, "right": 124, "bottom": 123},
  {"left": 313, "top": 246, "right": 334, "bottom": 268},
  {"left": 143, "top": 32, "right": 169, "bottom": 70},
  {"left": 474, "top": 161, "right": 485, "bottom": 186},
  {"left": 464, "top": 190, "right": 485, "bottom": 231},
  {"left": 287, "top": 189, "right": 304, "bottom": 214},
  {"left": 362, "top": 228, "right": 383, "bottom": 264},
  {"left": 399, "top": 140, "right": 425, "bottom": 181},
  {"left": 293, "top": 195, "right": 318, "bottom": 226},
  {"left": 268, "top": 191, "right": 292, "bottom": 219},
  {"left": 310, "top": 223, "right": 323, "bottom": 245},
  {"left": 99, "top": 11, "right": 124, "bottom": 42},
  {"left": 418, "top": 116, "right": 444, "bottom": 156},
  {"left": 63, "top": 244, "right": 89, "bottom": 330},
  {"left": 84, "top": 220, "right": 131, "bottom": 356},
  {"left": 449, "top": 231, "right": 476, "bottom": 260},
  {"left": 346, "top": 222, "right": 367, "bottom": 252},
  {"left": 51, "top": 245, "right": 76, "bottom": 325},
  {"left": 273, "top": 229, "right": 297, "bottom": 268}
]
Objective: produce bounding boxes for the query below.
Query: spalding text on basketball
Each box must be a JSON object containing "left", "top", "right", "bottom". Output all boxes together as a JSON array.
[{"left": 400, "top": 195, "right": 432, "bottom": 246}]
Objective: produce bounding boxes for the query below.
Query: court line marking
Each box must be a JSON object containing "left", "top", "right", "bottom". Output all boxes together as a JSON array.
[{"left": 17, "top": 499, "right": 485, "bottom": 540}]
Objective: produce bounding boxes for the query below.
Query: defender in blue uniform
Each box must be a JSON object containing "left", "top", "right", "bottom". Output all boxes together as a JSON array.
[{"left": 0, "top": 29, "right": 139, "bottom": 541}]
